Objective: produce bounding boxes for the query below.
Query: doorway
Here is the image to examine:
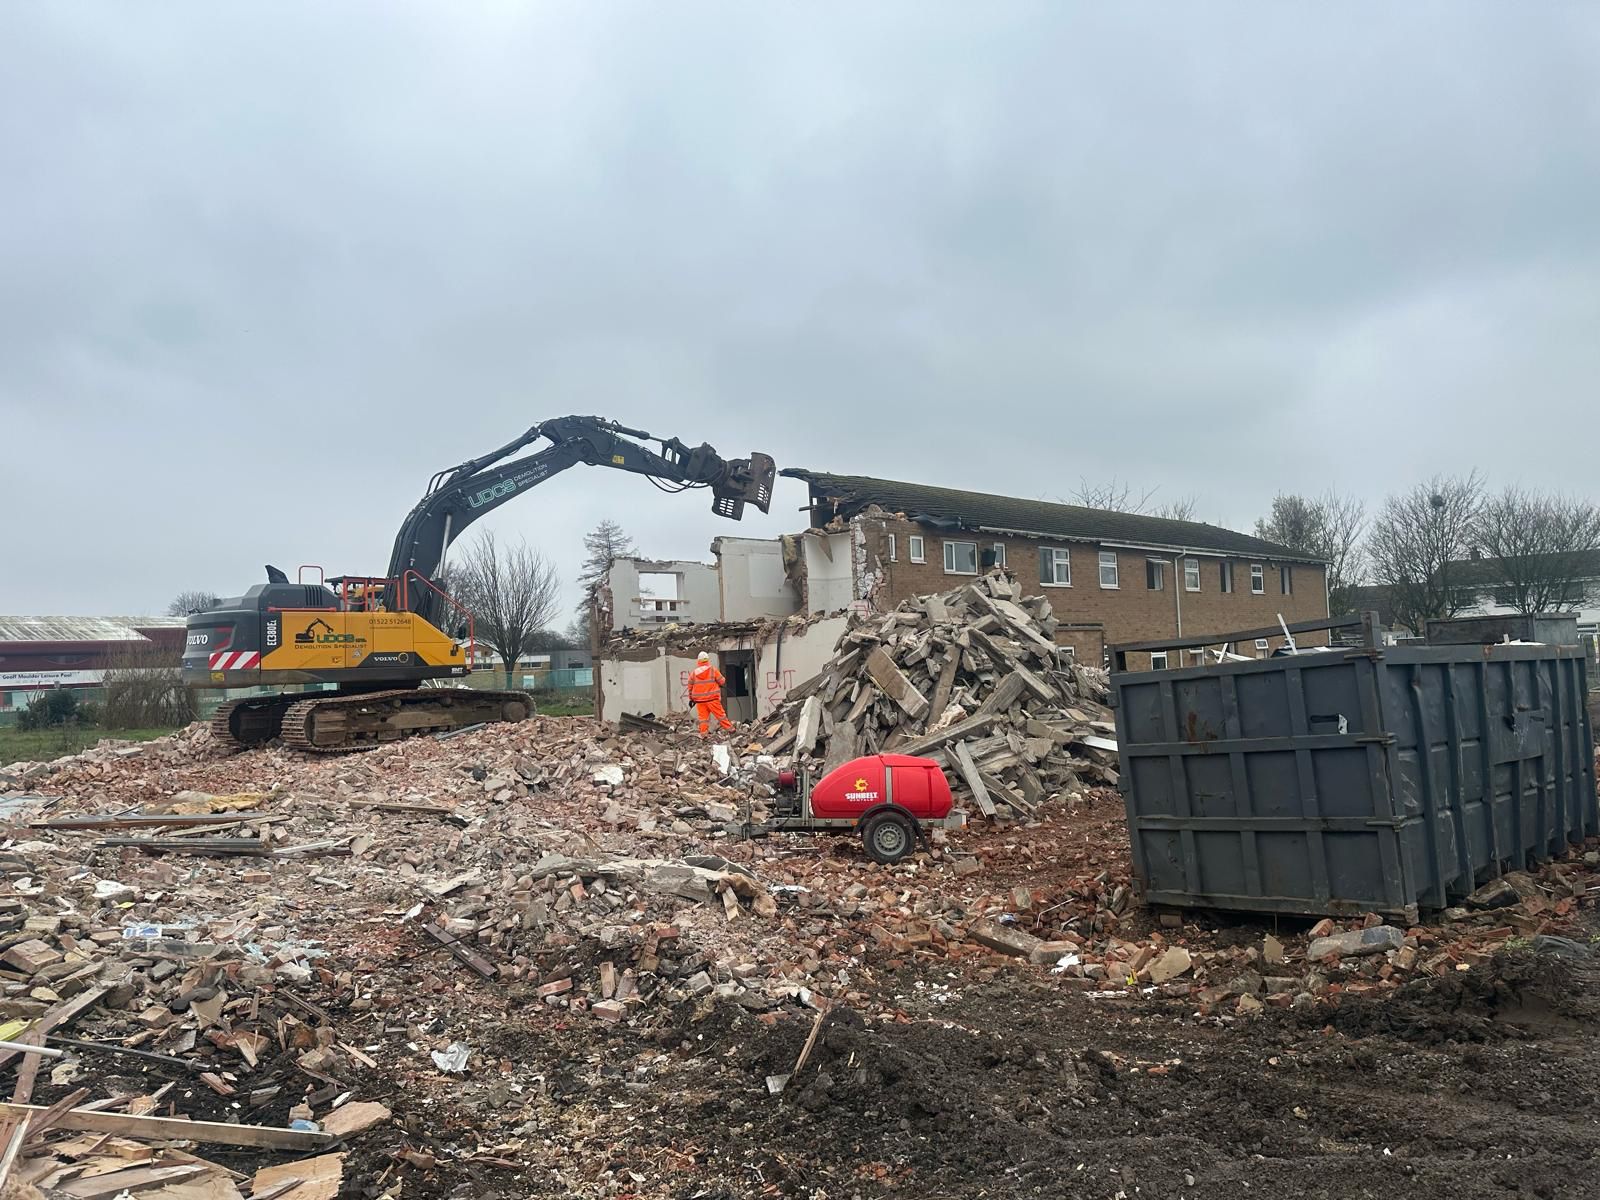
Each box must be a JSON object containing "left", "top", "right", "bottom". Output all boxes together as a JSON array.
[{"left": 720, "top": 650, "right": 756, "bottom": 722}]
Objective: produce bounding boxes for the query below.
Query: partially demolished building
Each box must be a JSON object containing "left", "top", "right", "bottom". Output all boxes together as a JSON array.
[{"left": 594, "top": 471, "right": 1333, "bottom": 722}]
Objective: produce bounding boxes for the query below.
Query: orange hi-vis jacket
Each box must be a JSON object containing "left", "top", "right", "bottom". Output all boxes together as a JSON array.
[{"left": 688, "top": 664, "right": 724, "bottom": 703}]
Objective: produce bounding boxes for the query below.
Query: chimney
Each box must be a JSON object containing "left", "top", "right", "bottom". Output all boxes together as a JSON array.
[{"left": 1469, "top": 547, "right": 1482, "bottom": 561}]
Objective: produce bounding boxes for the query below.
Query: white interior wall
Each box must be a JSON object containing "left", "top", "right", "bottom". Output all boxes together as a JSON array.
[
  {"left": 802, "top": 533, "right": 854, "bottom": 614},
  {"left": 598, "top": 615, "right": 848, "bottom": 721},
  {"left": 713, "top": 537, "right": 800, "bottom": 622}
]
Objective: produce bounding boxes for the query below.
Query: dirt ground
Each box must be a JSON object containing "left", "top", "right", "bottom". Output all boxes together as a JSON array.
[
  {"left": 10, "top": 718, "right": 1600, "bottom": 1199},
  {"left": 308, "top": 928, "right": 1600, "bottom": 1200}
]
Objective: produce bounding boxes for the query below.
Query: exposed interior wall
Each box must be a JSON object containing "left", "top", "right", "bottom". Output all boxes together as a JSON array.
[
  {"left": 801, "top": 533, "right": 854, "bottom": 614},
  {"left": 597, "top": 615, "right": 849, "bottom": 722},
  {"left": 604, "top": 558, "right": 721, "bottom": 630},
  {"left": 712, "top": 537, "right": 801, "bottom": 622}
]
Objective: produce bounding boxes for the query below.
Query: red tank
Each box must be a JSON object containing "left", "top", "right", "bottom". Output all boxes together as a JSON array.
[{"left": 808, "top": 754, "right": 953, "bottom": 820}]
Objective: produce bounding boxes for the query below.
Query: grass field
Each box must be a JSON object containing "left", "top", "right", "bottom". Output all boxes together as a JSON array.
[
  {"left": 535, "top": 696, "right": 594, "bottom": 717},
  {"left": 0, "top": 725, "right": 178, "bottom": 768}
]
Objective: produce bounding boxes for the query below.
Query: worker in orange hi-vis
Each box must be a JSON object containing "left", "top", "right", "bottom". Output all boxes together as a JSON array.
[{"left": 688, "top": 651, "right": 734, "bottom": 738}]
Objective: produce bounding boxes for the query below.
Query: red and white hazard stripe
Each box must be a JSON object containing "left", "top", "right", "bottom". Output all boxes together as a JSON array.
[{"left": 208, "top": 651, "right": 261, "bottom": 671}]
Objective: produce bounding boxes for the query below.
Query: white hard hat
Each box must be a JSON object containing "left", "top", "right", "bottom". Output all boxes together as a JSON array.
[{"left": 697, "top": 651, "right": 710, "bottom": 662}]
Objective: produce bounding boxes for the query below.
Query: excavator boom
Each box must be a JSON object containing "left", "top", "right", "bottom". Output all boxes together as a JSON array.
[{"left": 182, "top": 416, "right": 775, "bottom": 753}]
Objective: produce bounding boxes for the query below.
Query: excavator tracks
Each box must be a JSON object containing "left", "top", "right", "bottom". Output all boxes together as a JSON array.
[
  {"left": 210, "top": 688, "right": 532, "bottom": 754},
  {"left": 279, "top": 688, "right": 533, "bottom": 753},
  {"left": 209, "top": 695, "right": 294, "bottom": 750}
]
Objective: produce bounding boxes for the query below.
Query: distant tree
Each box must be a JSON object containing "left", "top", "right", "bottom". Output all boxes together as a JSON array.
[
  {"left": 1255, "top": 491, "right": 1367, "bottom": 614},
  {"left": 1150, "top": 496, "right": 1200, "bottom": 522},
  {"left": 451, "top": 531, "right": 562, "bottom": 687},
  {"left": 100, "top": 641, "right": 195, "bottom": 730},
  {"left": 1366, "top": 473, "right": 1484, "bottom": 633},
  {"left": 167, "top": 590, "right": 220, "bottom": 617},
  {"left": 564, "top": 615, "right": 592, "bottom": 651},
  {"left": 1474, "top": 487, "right": 1600, "bottom": 615},
  {"left": 578, "top": 520, "right": 634, "bottom": 599},
  {"left": 1068, "top": 478, "right": 1199, "bottom": 521}
]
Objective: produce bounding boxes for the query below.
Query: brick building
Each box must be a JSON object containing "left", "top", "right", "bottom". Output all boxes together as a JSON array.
[
  {"left": 783, "top": 471, "right": 1330, "bottom": 668},
  {"left": 0, "top": 616, "right": 186, "bottom": 712}
]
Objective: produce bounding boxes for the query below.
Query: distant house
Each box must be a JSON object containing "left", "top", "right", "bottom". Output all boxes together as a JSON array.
[{"left": 1349, "top": 549, "right": 1600, "bottom": 639}]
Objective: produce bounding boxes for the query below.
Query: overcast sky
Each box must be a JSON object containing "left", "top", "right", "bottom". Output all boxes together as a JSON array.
[{"left": 4, "top": 3, "right": 1598, "bottom": 617}]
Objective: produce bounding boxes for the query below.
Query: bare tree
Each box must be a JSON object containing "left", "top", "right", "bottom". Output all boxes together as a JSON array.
[
  {"left": 101, "top": 640, "right": 196, "bottom": 730},
  {"left": 1474, "top": 486, "right": 1600, "bottom": 615},
  {"left": 1366, "top": 473, "right": 1485, "bottom": 634},
  {"left": 452, "top": 531, "right": 562, "bottom": 687},
  {"left": 1150, "top": 496, "right": 1200, "bottom": 522},
  {"left": 562, "top": 615, "right": 592, "bottom": 651},
  {"left": 166, "top": 590, "right": 220, "bottom": 617},
  {"left": 1068, "top": 478, "right": 1199, "bottom": 521},
  {"left": 1256, "top": 490, "right": 1367, "bottom": 614}
]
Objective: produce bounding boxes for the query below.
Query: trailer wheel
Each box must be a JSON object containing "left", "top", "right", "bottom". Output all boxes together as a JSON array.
[{"left": 862, "top": 812, "right": 914, "bottom": 865}]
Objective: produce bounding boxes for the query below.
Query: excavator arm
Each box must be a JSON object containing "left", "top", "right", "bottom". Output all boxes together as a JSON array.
[{"left": 383, "top": 416, "right": 774, "bottom": 614}]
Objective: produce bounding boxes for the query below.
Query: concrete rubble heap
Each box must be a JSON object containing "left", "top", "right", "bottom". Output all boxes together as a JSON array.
[
  {"left": 1, "top": 719, "right": 1598, "bottom": 1193},
  {"left": 752, "top": 572, "right": 1114, "bottom": 816}
]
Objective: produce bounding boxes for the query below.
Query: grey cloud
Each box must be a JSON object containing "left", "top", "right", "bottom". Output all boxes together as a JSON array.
[{"left": 2, "top": 2, "right": 1597, "bottom": 612}]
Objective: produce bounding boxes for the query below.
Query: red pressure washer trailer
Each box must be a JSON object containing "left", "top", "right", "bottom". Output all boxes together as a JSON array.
[{"left": 758, "top": 753, "right": 961, "bottom": 864}]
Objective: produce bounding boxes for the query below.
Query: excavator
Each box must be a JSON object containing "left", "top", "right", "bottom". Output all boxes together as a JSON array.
[{"left": 182, "top": 416, "right": 774, "bottom": 753}]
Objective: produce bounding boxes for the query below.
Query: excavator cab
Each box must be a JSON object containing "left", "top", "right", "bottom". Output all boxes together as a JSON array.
[{"left": 712, "top": 452, "right": 775, "bottom": 520}]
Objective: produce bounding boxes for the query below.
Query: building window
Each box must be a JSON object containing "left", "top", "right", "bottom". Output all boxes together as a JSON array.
[
  {"left": 1492, "top": 587, "right": 1515, "bottom": 607},
  {"left": 1250, "top": 563, "right": 1265, "bottom": 594},
  {"left": 1150, "top": 651, "right": 1168, "bottom": 670},
  {"left": 1220, "top": 561, "right": 1233, "bottom": 593},
  {"left": 992, "top": 542, "right": 1007, "bottom": 569},
  {"left": 888, "top": 534, "right": 897, "bottom": 562},
  {"left": 909, "top": 535, "right": 925, "bottom": 563},
  {"left": 1254, "top": 638, "right": 1270, "bottom": 656},
  {"left": 1099, "top": 551, "right": 1119, "bottom": 589},
  {"left": 1146, "top": 559, "right": 1165, "bottom": 590},
  {"left": 1280, "top": 565, "right": 1293, "bottom": 595},
  {"left": 943, "top": 540, "right": 978, "bottom": 575},
  {"left": 1039, "top": 547, "right": 1071, "bottom": 587},
  {"left": 1184, "top": 557, "right": 1201, "bottom": 592}
]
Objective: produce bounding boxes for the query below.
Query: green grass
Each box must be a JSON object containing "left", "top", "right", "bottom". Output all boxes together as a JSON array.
[
  {"left": 0, "top": 726, "right": 177, "bottom": 767},
  {"left": 535, "top": 697, "right": 594, "bottom": 717}
]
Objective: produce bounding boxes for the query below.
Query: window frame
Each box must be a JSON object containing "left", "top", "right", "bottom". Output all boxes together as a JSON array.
[
  {"left": 1098, "top": 550, "right": 1119, "bottom": 589},
  {"left": 1184, "top": 557, "right": 1201, "bottom": 592},
  {"left": 943, "top": 539, "right": 979, "bottom": 576},
  {"left": 1150, "top": 651, "right": 1168, "bottom": 670},
  {"left": 1039, "top": 546, "right": 1072, "bottom": 587},
  {"left": 1250, "top": 563, "right": 1265, "bottom": 594},
  {"left": 908, "top": 535, "right": 926, "bottom": 564},
  {"left": 1254, "top": 638, "right": 1270, "bottom": 655},
  {"left": 992, "top": 542, "right": 1007, "bottom": 569},
  {"left": 887, "top": 534, "right": 897, "bottom": 563},
  {"left": 1280, "top": 564, "right": 1293, "bottom": 595},
  {"left": 1220, "top": 561, "right": 1233, "bottom": 593},
  {"left": 1146, "top": 558, "right": 1165, "bottom": 591}
]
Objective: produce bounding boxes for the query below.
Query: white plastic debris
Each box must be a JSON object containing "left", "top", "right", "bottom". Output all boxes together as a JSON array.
[
  {"left": 431, "top": 1042, "right": 471, "bottom": 1073},
  {"left": 1050, "top": 953, "right": 1082, "bottom": 974}
]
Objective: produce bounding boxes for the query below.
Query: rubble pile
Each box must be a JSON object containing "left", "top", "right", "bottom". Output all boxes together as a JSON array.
[
  {"left": 0, "top": 719, "right": 1596, "bottom": 1192},
  {"left": 753, "top": 572, "right": 1114, "bottom": 816}
]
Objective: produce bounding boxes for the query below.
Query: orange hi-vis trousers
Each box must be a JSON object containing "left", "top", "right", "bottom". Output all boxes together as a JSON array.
[{"left": 696, "top": 698, "right": 734, "bottom": 736}]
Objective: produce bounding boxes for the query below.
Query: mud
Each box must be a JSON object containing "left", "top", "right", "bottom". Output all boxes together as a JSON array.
[{"left": 294, "top": 946, "right": 1600, "bottom": 1199}]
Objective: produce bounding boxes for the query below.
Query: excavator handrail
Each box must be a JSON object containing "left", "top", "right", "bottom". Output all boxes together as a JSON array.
[{"left": 399, "top": 569, "right": 474, "bottom": 667}]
